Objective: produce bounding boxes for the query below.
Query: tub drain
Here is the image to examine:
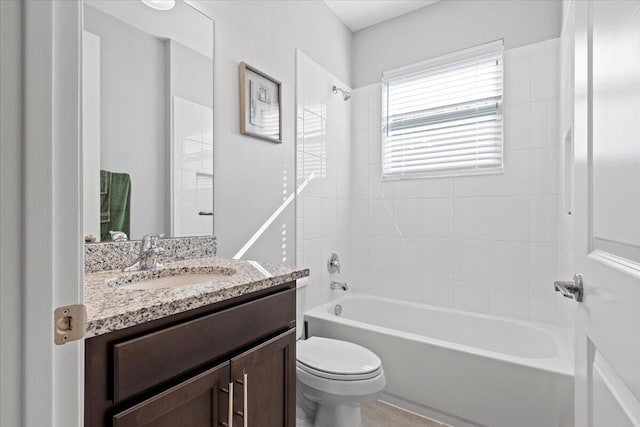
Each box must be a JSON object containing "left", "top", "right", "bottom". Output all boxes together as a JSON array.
[{"left": 334, "top": 304, "right": 342, "bottom": 316}]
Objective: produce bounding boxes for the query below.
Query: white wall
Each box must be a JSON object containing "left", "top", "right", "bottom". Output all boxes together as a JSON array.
[
  {"left": 169, "top": 40, "right": 213, "bottom": 109},
  {"left": 85, "top": 5, "right": 169, "bottom": 239},
  {"left": 295, "top": 51, "right": 352, "bottom": 334},
  {"left": 82, "top": 31, "right": 102, "bottom": 241},
  {"left": 353, "top": 0, "right": 562, "bottom": 87},
  {"left": 190, "top": 0, "right": 352, "bottom": 263},
  {"left": 349, "top": 39, "right": 566, "bottom": 325},
  {"left": 86, "top": 0, "right": 213, "bottom": 60},
  {"left": 0, "top": 1, "right": 24, "bottom": 424}
]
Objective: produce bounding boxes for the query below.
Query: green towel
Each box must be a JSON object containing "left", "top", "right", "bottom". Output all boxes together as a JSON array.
[{"left": 100, "top": 170, "right": 131, "bottom": 241}]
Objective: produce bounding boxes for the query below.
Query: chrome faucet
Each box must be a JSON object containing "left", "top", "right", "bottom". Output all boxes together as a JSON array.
[
  {"left": 123, "top": 234, "right": 165, "bottom": 272},
  {"left": 330, "top": 281, "right": 348, "bottom": 291}
]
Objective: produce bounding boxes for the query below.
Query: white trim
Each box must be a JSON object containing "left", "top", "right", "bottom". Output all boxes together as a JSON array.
[
  {"left": 592, "top": 238, "right": 640, "bottom": 271},
  {"left": 0, "top": 1, "right": 25, "bottom": 425},
  {"left": 381, "top": 166, "right": 504, "bottom": 181},
  {"left": 382, "top": 39, "right": 504, "bottom": 80},
  {"left": 23, "top": 1, "right": 84, "bottom": 426},
  {"left": 590, "top": 249, "right": 640, "bottom": 281},
  {"left": 52, "top": 1, "right": 84, "bottom": 425},
  {"left": 23, "top": 2, "right": 55, "bottom": 423},
  {"left": 593, "top": 350, "right": 640, "bottom": 426}
]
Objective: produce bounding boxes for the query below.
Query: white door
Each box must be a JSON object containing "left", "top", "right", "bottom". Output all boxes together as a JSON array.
[{"left": 573, "top": 1, "right": 640, "bottom": 425}]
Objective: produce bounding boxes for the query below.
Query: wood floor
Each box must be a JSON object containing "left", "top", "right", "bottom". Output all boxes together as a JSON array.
[{"left": 362, "top": 401, "right": 450, "bottom": 427}]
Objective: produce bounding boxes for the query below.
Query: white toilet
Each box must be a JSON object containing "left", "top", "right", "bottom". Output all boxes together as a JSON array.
[{"left": 296, "top": 336, "right": 386, "bottom": 427}]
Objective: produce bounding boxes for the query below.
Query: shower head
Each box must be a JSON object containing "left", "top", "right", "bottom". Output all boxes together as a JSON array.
[{"left": 332, "top": 85, "right": 351, "bottom": 101}]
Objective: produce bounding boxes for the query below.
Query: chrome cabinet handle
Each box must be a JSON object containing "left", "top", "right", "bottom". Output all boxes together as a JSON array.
[
  {"left": 554, "top": 274, "right": 584, "bottom": 302},
  {"left": 233, "top": 376, "right": 248, "bottom": 426},
  {"left": 243, "top": 373, "right": 248, "bottom": 427},
  {"left": 228, "top": 382, "right": 234, "bottom": 427}
]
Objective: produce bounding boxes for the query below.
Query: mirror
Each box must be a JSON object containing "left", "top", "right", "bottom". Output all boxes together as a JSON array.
[{"left": 82, "top": 0, "right": 214, "bottom": 242}]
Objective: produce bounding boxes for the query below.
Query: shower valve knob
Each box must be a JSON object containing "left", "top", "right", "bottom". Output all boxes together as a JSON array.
[{"left": 327, "top": 253, "right": 341, "bottom": 274}]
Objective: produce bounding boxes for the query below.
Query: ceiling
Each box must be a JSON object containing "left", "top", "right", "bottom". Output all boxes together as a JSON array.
[{"left": 324, "top": 0, "right": 440, "bottom": 32}]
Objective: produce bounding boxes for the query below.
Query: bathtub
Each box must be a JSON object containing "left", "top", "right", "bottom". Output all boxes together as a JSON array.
[{"left": 304, "top": 293, "right": 574, "bottom": 427}]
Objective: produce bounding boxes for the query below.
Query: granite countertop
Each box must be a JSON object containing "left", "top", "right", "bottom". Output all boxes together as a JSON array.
[{"left": 84, "top": 257, "right": 309, "bottom": 338}]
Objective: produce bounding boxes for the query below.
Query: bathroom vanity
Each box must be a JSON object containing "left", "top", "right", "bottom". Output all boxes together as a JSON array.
[
  {"left": 78, "top": 2, "right": 310, "bottom": 424},
  {"left": 83, "top": 239, "right": 308, "bottom": 427}
]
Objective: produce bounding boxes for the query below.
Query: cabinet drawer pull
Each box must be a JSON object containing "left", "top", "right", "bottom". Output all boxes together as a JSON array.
[
  {"left": 243, "top": 373, "right": 248, "bottom": 427},
  {"left": 228, "top": 382, "right": 234, "bottom": 427},
  {"left": 234, "top": 411, "right": 244, "bottom": 417}
]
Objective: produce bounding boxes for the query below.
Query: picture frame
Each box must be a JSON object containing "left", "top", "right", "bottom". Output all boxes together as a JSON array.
[{"left": 239, "top": 62, "right": 282, "bottom": 143}]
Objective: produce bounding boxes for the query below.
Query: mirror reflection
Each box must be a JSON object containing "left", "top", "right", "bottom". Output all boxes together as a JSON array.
[{"left": 82, "top": 0, "right": 214, "bottom": 242}]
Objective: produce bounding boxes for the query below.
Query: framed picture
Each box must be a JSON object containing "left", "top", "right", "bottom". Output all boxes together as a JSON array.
[{"left": 239, "top": 62, "right": 282, "bottom": 143}]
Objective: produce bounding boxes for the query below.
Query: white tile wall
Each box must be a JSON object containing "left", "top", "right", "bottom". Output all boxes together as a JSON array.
[
  {"left": 295, "top": 39, "right": 568, "bottom": 328},
  {"left": 296, "top": 52, "right": 352, "bottom": 330},
  {"left": 349, "top": 39, "right": 565, "bottom": 325}
]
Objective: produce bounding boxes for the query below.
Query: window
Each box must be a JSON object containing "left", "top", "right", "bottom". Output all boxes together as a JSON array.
[{"left": 382, "top": 41, "right": 504, "bottom": 179}]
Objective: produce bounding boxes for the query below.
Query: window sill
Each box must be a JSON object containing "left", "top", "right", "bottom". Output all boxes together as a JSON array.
[{"left": 382, "top": 167, "right": 504, "bottom": 181}]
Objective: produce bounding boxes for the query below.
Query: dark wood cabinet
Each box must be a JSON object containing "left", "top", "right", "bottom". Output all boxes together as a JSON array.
[
  {"left": 231, "top": 329, "right": 296, "bottom": 427},
  {"left": 111, "top": 289, "right": 295, "bottom": 404},
  {"left": 85, "top": 283, "right": 297, "bottom": 427},
  {"left": 112, "top": 362, "right": 230, "bottom": 427}
]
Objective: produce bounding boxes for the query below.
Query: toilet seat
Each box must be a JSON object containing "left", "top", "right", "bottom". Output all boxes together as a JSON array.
[{"left": 297, "top": 337, "right": 382, "bottom": 381}]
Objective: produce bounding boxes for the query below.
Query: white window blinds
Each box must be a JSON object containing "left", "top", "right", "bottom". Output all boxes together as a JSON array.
[{"left": 382, "top": 41, "right": 504, "bottom": 179}]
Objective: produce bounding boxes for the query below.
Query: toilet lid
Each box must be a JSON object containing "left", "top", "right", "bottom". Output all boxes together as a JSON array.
[{"left": 297, "top": 337, "right": 382, "bottom": 380}]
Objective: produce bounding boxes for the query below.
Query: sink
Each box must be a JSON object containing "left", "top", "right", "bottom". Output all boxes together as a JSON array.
[{"left": 108, "top": 266, "right": 237, "bottom": 290}]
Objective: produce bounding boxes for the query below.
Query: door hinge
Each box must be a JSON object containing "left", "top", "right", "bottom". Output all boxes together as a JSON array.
[{"left": 54, "top": 304, "right": 86, "bottom": 345}]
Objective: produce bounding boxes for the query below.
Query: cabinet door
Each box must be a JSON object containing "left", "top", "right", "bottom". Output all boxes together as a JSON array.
[
  {"left": 112, "top": 362, "right": 231, "bottom": 427},
  {"left": 231, "top": 329, "right": 296, "bottom": 427}
]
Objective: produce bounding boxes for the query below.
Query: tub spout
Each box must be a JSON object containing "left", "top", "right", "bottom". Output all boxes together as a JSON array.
[{"left": 330, "top": 281, "right": 349, "bottom": 291}]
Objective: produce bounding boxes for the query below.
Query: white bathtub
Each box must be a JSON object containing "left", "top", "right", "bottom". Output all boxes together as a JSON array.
[{"left": 304, "top": 293, "right": 574, "bottom": 427}]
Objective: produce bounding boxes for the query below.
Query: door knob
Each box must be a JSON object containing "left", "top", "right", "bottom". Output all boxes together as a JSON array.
[{"left": 554, "top": 274, "right": 584, "bottom": 302}]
